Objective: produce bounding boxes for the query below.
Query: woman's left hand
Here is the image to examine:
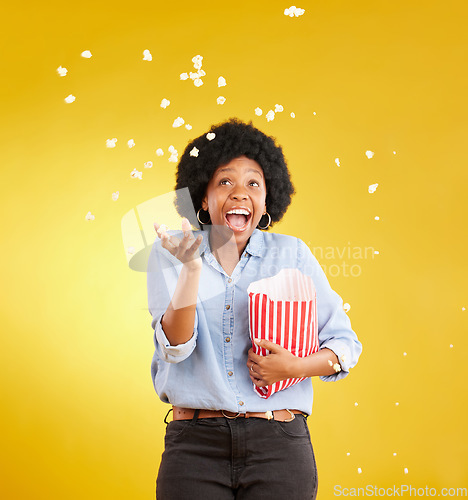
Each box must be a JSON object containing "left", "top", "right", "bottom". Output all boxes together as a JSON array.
[{"left": 247, "top": 339, "right": 302, "bottom": 387}]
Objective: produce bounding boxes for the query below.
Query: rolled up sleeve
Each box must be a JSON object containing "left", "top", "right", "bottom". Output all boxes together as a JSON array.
[
  {"left": 298, "top": 239, "right": 362, "bottom": 382},
  {"left": 147, "top": 239, "right": 198, "bottom": 364}
]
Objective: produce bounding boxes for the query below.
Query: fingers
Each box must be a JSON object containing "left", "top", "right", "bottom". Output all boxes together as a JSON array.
[
  {"left": 188, "top": 234, "right": 203, "bottom": 253},
  {"left": 249, "top": 373, "right": 266, "bottom": 387},
  {"left": 154, "top": 218, "right": 203, "bottom": 267},
  {"left": 181, "top": 217, "right": 191, "bottom": 232},
  {"left": 248, "top": 349, "right": 263, "bottom": 364}
]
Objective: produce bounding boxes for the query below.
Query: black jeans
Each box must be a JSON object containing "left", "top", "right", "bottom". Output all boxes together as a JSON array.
[{"left": 156, "top": 413, "right": 318, "bottom": 499}]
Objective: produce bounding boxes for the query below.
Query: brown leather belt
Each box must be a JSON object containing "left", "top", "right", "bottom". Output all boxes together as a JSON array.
[{"left": 172, "top": 406, "right": 305, "bottom": 422}]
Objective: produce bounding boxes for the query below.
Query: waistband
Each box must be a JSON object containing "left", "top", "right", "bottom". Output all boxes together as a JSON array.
[{"left": 171, "top": 406, "right": 306, "bottom": 422}]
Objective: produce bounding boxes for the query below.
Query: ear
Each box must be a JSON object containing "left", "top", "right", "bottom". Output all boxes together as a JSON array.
[{"left": 201, "top": 195, "right": 208, "bottom": 211}]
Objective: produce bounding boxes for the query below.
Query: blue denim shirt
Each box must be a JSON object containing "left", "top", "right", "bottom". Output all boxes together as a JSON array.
[{"left": 147, "top": 226, "right": 362, "bottom": 415}]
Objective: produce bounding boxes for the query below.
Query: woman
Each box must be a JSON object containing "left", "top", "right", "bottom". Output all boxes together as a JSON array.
[{"left": 147, "top": 118, "right": 362, "bottom": 499}]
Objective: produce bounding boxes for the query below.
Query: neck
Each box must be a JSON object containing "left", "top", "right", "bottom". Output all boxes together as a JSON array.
[{"left": 208, "top": 226, "right": 247, "bottom": 268}]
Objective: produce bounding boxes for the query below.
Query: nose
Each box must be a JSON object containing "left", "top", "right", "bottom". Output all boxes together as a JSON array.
[{"left": 230, "top": 188, "right": 248, "bottom": 201}]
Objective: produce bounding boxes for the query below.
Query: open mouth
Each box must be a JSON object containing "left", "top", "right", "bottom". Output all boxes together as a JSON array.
[{"left": 225, "top": 208, "right": 252, "bottom": 232}]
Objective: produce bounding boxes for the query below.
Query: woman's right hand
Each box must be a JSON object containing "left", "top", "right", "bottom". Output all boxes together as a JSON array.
[{"left": 154, "top": 218, "right": 203, "bottom": 271}]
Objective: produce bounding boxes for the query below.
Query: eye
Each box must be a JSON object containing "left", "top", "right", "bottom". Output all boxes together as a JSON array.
[
  {"left": 219, "top": 178, "right": 231, "bottom": 185},
  {"left": 249, "top": 180, "right": 260, "bottom": 187}
]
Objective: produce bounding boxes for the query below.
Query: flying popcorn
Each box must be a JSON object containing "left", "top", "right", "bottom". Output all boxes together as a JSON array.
[
  {"left": 217, "top": 96, "right": 226, "bottom": 105},
  {"left": 127, "top": 247, "right": 135, "bottom": 255},
  {"left": 395, "top": 402, "right": 399, "bottom": 406},
  {"left": 347, "top": 453, "right": 350, "bottom": 456},
  {"left": 106, "top": 138, "right": 117, "bottom": 148},
  {"left": 463, "top": 307, "right": 466, "bottom": 311},
  {"left": 130, "top": 168, "right": 142, "bottom": 180},
  {"left": 168, "top": 145, "right": 176, "bottom": 153},
  {"left": 81, "top": 50, "right": 92, "bottom": 58},
  {"left": 374, "top": 250, "right": 379, "bottom": 255},
  {"left": 192, "top": 54, "right": 203, "bottom": 66},
  {"left": 275, "top": 104, "right": 283, "bottom": 112},
  {"left": 375, "top": 216, "right": 380, "bottom": 220},
  {"left": 168, "top": 154, "right": 178, "bottom": 163},
  {"left": 156, "top": 148, "right": 164, "bottom": 156},
  {"left": 255, "top": 107, "right": 263, "bottom": 116},
  {"left": 313, "top": 111, "right": 316, "bottom": 115},
  {"left": 343, "top": 303, "right": 351, "bottom": 312},
  {"left": 327, "top": 360, "right": 333, "bottom": 367},
  {"left": 335, "top": 158, "right": 341, "bottom": 167},
  {"left": 143, "top": 49, "right": 152, "bottom": 61},
  {"left": 197, "top": 69, "right": 206, "bottom": 77},
  {"left": 393, "top": 453, "right": 397, "bottom": 456},
  {"left": 189, "top": 72, "right": 198, "bottom": 80},
  {"left": 266, "top": 110, "right": 275, "bottom": 122},
  {"left": 450, "top": 344, "right": 453, "bottom": 348},
  {"left": 127, "top": 139, "right": 135, "bottom": 148},
  {"left": 284, "top": 6, "right": 305, "bottom": 17},
  {"left": 173, "top": 117, "right": 185, "bottom": 128},
  {"left": 333, "top": 363, "right": 341, "bottom": 373},
  {"left": 157, "top": 224, "right": 169, "bottom": 236},
  {"left": 404, "top": 468, "right": 408, "bottom": 474},
  {"left": 290, "top": 112, "right": 295, "bottom": 118},
  {"left": 218, "top": 76, "right": 226, "bottom": 87},
  {"left": 56, "top": 66, "right": 67, "bottom": 77},
  {"left": 85, "top": 211, "right": 95, "bottom": 221},
  {"left": 185, "top": 124, "right": 192, "bottom": 130},
  {"left": 354, "top": 402, "right": 358, "bottom": 406},
  {"left": 194, "top": 78, "right": 203, "bottom": 87},
  {"left": 64, "top": 94, "right": 75, "bottom": 103},
  {"left": 144, "top": 161, "right": 153, "bottom": 168},
  {"left": 403, "top": 352, "right": 407, "bottom": 356},
  {"left": 365, "top": 150, "right": 374, "bottom": 159},
  {"left": 357, "top": 468, "right": 362, "bottom": 474},
  {"left": 190, "top": 147, "right": 199, "bottom": 157},
  {"left": 112, "top": 191, "right": 119, "bottom": 201},
  {"left": 368, "top": 183, "right": 379, "bottom": 193},
  {"left": 206, "top": 133, "right": 215, "bottom": 141},
  {"left": 160, "top": 98, "right": 170, "bottom": 109},
  {"left": 180, "top": 73, "right": 189, "bottom": 80},
  {"left": 393, "top": 151, "right": 397, "bottom": 155}
]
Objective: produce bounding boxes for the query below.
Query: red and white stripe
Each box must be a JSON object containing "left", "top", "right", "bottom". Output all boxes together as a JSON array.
[{"left": 248, "top": 285, "right": 318, "bottom": 399}]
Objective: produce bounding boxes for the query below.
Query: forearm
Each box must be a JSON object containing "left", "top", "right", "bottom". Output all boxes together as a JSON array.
[
  {"left": 296, "top": 348, "right": 340, "bottom": 378},
  {"left": 161, "top": 264, "right": 201, "bottom": 346}
]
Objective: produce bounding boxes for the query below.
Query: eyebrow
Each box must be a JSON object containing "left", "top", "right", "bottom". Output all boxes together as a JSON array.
[{"left": 216, "top": 167, "right": 263, "bottom": 176}]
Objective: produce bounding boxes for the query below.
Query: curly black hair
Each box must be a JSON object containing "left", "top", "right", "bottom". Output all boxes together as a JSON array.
[{"left": 174, "top": 117, "right": 295, "bottom": 230}]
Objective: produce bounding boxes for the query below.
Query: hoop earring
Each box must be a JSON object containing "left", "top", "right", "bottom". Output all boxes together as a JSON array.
[
  {"left": 197, "top": 208, "right": 211, "bottom": 225},
  {"left": 257, "top": 212, "right": 271, "bottom": 230}
]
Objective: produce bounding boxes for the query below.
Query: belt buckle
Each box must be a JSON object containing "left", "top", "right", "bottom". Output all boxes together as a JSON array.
[
  {"left": 221, "top": 410, "right": 241, "bottom": 419},
  {"left": 283, "top": 409, "right": 295, "bottom": 422}
]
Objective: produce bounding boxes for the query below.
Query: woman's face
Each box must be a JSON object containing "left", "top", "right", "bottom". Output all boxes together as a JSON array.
[{"left": 201, "top": 156, "right": 267, "bottom": 248}]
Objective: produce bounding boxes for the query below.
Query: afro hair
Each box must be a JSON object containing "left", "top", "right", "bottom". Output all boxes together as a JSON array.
[{"left": 174, "top": 117, "right": 295, "bottom": 230}]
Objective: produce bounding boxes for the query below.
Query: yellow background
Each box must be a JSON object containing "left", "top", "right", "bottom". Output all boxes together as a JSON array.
[{"left": 1, "top": 0, "right": 467, "bottom": 498}]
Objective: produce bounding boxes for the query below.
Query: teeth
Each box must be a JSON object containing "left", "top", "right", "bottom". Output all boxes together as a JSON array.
[{"left": 226, "top": 209, "right": 250, "bottom": 215}]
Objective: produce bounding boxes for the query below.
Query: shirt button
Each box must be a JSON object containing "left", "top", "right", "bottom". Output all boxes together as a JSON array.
[
  {"left": 228, "top": 278, "right": 232, "bottom": 283},
  {"left": 239, "top": 401, "right": 244, "bottom": 406},
  {"left": 228, "top": 371, "right": 233, "bottom": 376},
  {"left": 226, "top": 305, "right": 230, "bottom": 310},
  {"left": 244, "top": 252, "right": 247, "bottom": 257},
  {"left": 225, "top": 337, "right": 231, "bottom": 343}
]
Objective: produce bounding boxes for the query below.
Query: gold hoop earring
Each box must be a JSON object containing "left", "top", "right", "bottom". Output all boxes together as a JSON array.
[
  {"left": 197, "top": 208, "right": 211, "bottom": 225},
  {"left": 257, "top": 212, "right": 271, "bottom": 230}
]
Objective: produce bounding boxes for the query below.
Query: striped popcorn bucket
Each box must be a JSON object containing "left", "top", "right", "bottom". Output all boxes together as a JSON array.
[{"left": 247, "top": 268, "right": 319, "bottom": 399}]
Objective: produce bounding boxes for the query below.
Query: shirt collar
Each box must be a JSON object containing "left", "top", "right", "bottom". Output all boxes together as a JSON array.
[{"left": 198, "top": 226, "right": 265, "bottom": 258}]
